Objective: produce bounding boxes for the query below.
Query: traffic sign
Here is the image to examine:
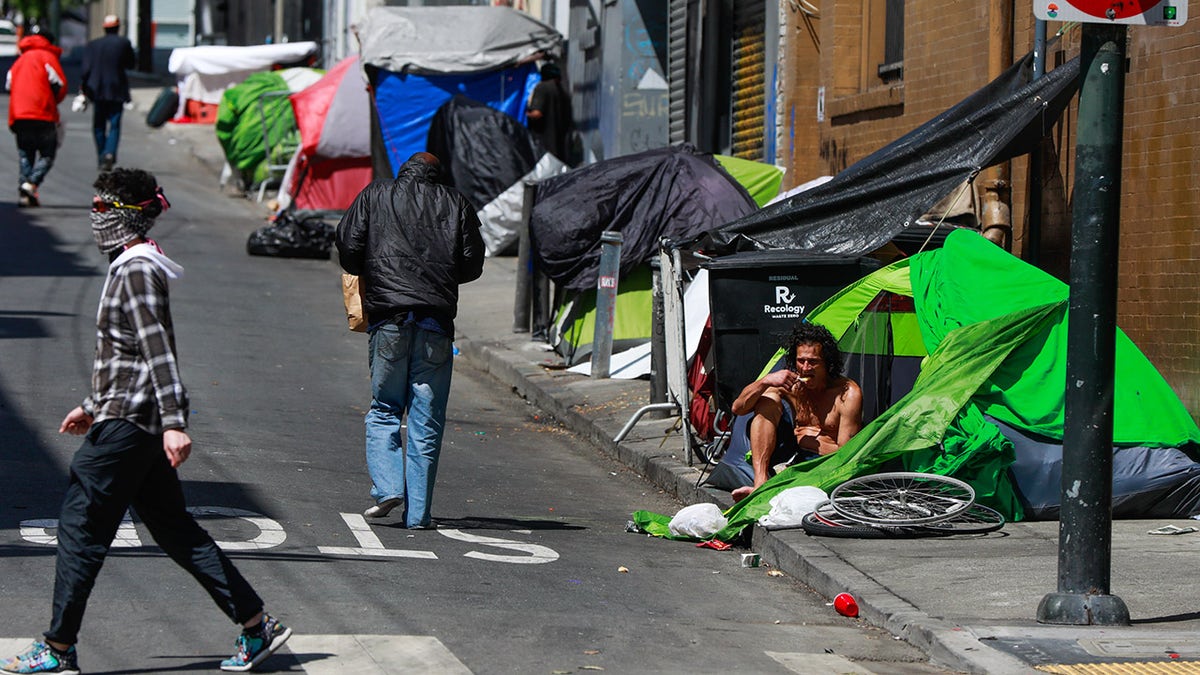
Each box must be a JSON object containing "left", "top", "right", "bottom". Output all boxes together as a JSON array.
[{"left": 1034, "top": 0, "right": 1188, "bottom": 24}]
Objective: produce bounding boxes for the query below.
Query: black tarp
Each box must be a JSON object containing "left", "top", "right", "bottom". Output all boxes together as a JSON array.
[
  {"left": 531, "top": 144, "right": 757, "bottom": 292},
  {"left": 691, "top": 48, "right": 1081, "bottom": 257},
  {"left": 426, "top": 95, "right": 541, "bottom": 211}
]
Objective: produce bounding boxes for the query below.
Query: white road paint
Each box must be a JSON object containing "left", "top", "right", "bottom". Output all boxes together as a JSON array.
[
  {"left": 187, "top": 506, "right": 286, "bottom": 550},
  {"left": 768, "top": 651, "right": 876, "bottom": 674},
  {"left": 285, "top": 634, "right": 472, "bottom": 674},
  {"left": 20, "top": 513, "right": 141, "bottom": 547},
  {"left": 14, "top": 510, "right": 559, "bottom": 565},
  {"left": 436, "top": 528, "right": 559, "bottom": 564},
  {"left": 317, "top": 513, "right": 438, "bottom": 559}
]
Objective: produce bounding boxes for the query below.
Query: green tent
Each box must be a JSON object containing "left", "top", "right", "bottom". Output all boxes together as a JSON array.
[
  {"left": 634, "top": 230, "right": 1200, "bottom": 540},
  {"left": 714, "top": 155, "right": 785, "bottom": 207},
  {"left": 215, "top": 68, "right": 323, "bottom": 184}
]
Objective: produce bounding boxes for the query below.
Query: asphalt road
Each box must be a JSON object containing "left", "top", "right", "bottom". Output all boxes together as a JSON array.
[{"left": 0, "top": 92, "right": 955, "bottom": 674}]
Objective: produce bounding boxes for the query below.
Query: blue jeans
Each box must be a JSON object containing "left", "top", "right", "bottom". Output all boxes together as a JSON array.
[
  {"left": 12, "top": 120, "right": 57, "bottom": 186},
  {"left": 92, "top": 100, "right": 124, "bottom": 162},
  {"left": 366, "top": 321, "right": 454, "bottom": 528}
]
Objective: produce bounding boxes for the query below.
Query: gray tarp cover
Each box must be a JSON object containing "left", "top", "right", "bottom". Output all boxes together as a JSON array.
[
  {"left": 693, "top": 47, "right": 1081, "bottom": 257},
  {"left": 357, "top": 6, "right": 563, "bottom": 75}
]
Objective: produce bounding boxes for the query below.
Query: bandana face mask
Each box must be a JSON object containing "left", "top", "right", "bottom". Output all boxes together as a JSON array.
[{"left": 90, "top": 188, "right": 171, "bottom": 254}]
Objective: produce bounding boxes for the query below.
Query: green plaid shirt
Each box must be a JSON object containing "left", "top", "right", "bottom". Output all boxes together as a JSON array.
[{"left": 81, "top": 256, "right": 189, "bottom": 433}]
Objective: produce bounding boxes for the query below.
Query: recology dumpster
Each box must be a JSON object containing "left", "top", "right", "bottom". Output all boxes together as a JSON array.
[{"left": 702, "top": 250, "right": 881, "bottom": 413}]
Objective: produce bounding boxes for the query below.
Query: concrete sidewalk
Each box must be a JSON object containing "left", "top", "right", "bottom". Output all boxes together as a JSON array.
[
  {"left": 451, "top": 258, "right": 1200, "bottom": 675},
  {"left": 146, "top": 85, "right": 1200, "bottom": 674}
]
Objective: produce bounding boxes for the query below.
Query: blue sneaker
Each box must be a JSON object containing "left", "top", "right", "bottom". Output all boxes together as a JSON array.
[
  {"left": 219, "top": 614, "right": 292, "bottom": 672},
  {"left": 1, "top": 641, "right": 79, "bottom": 674}
]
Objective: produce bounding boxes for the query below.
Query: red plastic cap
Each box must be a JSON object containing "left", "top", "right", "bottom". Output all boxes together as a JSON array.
[{"left": 834, "top": 592, "right": 859, "bottom": 617}]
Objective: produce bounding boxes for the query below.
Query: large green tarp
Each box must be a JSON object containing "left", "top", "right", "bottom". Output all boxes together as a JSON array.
[
  {"left": 714, "top": 155, "right": 785, "bottom": 208},
  {"left": 216, "top": 70, "right": 315, "bottom": 180},
  {"left": 633, "top": 230, "right": 1200, "bottom": 540}
]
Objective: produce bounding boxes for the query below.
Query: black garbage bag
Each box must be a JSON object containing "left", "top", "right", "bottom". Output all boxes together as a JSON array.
[{"left": 246, "top": 210, "right": 337, "bottom": 259}]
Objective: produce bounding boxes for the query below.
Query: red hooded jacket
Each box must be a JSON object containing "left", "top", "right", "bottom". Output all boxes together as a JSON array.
[{"left": 7, "top": 34, "right": 67, "bottom": 128}]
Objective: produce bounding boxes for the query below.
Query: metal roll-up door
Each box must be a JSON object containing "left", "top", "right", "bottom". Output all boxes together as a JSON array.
[
  {"left": 730, "top": 0, "right": 765, "bottom": 160},
  {"left": 667, "top": 0, "right": 689, "bottom": 146}
]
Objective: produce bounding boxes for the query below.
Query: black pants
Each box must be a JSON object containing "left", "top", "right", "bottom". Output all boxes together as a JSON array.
[{"left": 46, "top": 420, "right": 263, "bottom": 645}]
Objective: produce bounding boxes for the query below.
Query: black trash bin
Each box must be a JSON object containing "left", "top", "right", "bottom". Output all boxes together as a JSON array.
[{"left": 702, "top": 250, "right": 881, "bottom": 413}]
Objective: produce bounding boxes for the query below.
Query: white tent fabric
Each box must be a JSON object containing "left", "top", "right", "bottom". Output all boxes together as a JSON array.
[
  {"left": 356, "top": 6, "right": 562, "bottom": 75},
  {"left": 169, "top": 42, "right": 319, "bottom": 106},
  {"left": 480, "top": 153, "right": 568, "bottom": 256}
]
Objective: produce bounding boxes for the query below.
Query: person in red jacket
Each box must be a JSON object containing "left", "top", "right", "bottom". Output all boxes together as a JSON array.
[{"left": 5, "top": 28, "right": 67, "bottom": 207}]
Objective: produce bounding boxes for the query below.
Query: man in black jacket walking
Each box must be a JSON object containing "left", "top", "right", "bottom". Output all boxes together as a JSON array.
[
  {"left": 336, "top": 152, "right": 485, "bottom": 529},
  {"left": 80, "top": 14, "right": 135, "bottom": 171}
]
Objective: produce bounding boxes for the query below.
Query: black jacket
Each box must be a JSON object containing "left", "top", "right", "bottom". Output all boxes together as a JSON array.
[
  {"left": 81, "top": 33, "right": 135, "bottom": 103},
  {"left": 336, "top": 158, "right": 485, "bottom": 332}
]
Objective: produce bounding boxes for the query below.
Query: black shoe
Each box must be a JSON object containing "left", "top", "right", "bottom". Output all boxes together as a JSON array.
[{"left": 100, "top": 154, "right": 115, "bottom": 172}]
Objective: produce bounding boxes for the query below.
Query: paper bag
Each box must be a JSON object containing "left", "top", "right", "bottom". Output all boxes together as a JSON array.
[{"left": 342, "top": 273, "right": 366, "bottom": 332}]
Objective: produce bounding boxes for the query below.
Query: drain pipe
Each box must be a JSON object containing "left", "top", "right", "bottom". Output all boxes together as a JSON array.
[{"left": 981, "top": 0, "right": 1014, "bottom": 250}]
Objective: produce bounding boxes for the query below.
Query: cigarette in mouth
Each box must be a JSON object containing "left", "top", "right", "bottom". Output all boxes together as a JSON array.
[{"left": 797, "top": 377, "right": 811, "bottom": 383}]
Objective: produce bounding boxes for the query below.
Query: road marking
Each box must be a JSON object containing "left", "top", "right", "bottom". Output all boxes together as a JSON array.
[
  {"left": 0, "top": 636, "right": 471, "bottom": 674},
  {"left": 317, "top": 513, "right": 438, "bottom": 559},
  {"left": 436, "top": 528, "right": 559, "bottom": 564},
  {"left": 187, "top": 506, "right": 286, "bottom": 550},
  {"left": 768, "top": 651, "right": 876, "bottom": 674},
  {"left": 285, "top": 634, "right": 472, "bottom": 674},
  {"left": 20, "top": 514, "right": 141, "bottom": 547}
]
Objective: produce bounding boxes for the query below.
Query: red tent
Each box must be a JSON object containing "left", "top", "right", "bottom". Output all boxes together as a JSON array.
[{"left": 282, "top": 56, "right": 372, "bottom": 211}]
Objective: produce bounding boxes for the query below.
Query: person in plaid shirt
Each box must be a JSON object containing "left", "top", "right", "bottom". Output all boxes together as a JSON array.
[{"left": 2, "top": 168, "right": 291, "bottom": 675}]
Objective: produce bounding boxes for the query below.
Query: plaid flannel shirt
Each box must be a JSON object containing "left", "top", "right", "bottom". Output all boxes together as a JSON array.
[{"left": 81, "top": 256, "right": 188, "bottom": 433}]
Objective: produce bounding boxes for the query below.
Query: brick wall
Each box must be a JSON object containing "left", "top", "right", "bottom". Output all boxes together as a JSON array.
[{"left": 774, "top": 3, "right": 1199, "bottom": 423}]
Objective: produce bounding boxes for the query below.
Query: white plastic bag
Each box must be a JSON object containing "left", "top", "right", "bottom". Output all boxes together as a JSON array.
[
  {"left": 71, "top": 93, "right": 89, "bottom": 113},
  {"left": 757, "top": 486, "right": 828, "bottom": 530},
  {"left": 668, "top": 503, "right": 728, "bottom": 538}
]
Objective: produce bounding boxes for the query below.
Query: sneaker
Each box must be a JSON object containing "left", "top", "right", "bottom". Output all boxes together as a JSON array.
[
  {"left": 99, "top": 154, "right": 115, "bottom": 172},
  {"left": 219, "top": 614, "right": 292, "bottom": 672},
  {"left": 1, "top": 641, "right": 80, "bottom": 674},
  {"left": 363, "top": 497, "right": 403, "bottom": 518},
  {"left": 19, "top": 182, "right": 38, "bottom": 207}
]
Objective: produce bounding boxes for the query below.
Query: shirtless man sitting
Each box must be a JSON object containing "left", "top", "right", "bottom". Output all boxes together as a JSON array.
[{"left": 729, "top": 322, "right": 863, "bottom": 502}]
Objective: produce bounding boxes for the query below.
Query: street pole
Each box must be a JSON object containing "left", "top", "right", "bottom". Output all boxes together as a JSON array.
[
  {"left": 137, "top": 0, "right": 153, "bottom": 72},
  {"left": 591, "top": 231, "right": 623, "bottom": 379},
  {"left": 1036, "top": 23, "right": 1130, "bottom": 627}
]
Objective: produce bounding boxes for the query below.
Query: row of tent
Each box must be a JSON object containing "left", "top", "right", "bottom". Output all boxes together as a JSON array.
[
  {"left": 170, "top": 6, "right": 567, "bottom": 255},
  {"left": 165, "top": 7, "right": 1200, "bottom": 522}
]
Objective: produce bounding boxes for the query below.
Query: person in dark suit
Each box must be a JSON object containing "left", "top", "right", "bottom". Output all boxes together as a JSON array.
[{"left": 80, "top": 14, "right": 135, "bottom": 171}]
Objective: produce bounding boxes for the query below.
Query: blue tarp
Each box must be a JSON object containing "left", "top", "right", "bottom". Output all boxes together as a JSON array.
[{"left": 371, "top": 64, "right": 540, "bottom": 177}]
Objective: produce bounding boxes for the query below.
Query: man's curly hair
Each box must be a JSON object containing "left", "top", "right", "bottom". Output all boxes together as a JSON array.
[
  {"left": 784, "top": 321, "right": 843, "bottom": 379},
  {"left": 93, "top": 168, "right": 164, "bottom": 219}
]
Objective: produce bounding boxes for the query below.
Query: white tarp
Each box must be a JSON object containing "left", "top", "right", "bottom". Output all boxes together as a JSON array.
[
  {"left": 169, "top": 42, "right": 319, "bottom": 106},
  {"left": 356, "top": 6, "right": 562, "bottom": 75},
  {"left": 480, "top": 153, "right": 568, "bottom": 257}
]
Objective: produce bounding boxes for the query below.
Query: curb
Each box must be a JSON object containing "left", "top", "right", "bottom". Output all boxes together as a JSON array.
[{"left": 455, "top": 334, "right": 1035, "bottom": 675}]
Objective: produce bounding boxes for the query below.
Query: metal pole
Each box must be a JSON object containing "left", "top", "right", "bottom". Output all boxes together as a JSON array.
[
  {"left": 649, "top": 257, "right": 668, "bottom": 406},
  {"left": 1027, "top": 19, "right": 1047, "bottom": 267},
  {"left": 1037, "top": 23, "right": 1130, "bottom": 627},
  {"left": 513, "top": 182, "right": 536, "bottom": 333},
  {"left": 591, "top": 231, "right": 623, "bottom": 378},
  {"left": 136, "top": 0, "right": 153, "bottom": 72}
]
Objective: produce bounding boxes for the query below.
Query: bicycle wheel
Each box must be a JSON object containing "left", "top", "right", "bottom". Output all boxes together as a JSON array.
[
  {"left": 916, "top": 502, "right": 1005, "bottom": 535},
  {"left": 830, "top": 472, "right": 975, "bottom": 526},
  {"left": 801, "top": 501, "right": 929, "bottom": 539}
]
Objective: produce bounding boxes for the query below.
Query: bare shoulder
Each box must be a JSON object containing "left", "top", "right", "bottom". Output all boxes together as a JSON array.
[{"left": 832, "top": 376, "right": 862, "bottom": 401}]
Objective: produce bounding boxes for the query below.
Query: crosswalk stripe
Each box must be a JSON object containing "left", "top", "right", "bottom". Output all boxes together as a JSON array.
[
  {"left": 767, "top": 651, "right": 876, "bottom": 674},
  {"left": 285, "top": 635, "right": 472, "bottom": 674},
  {"left": 1, "top": 635, "right": 471, "bottom": 674}
]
